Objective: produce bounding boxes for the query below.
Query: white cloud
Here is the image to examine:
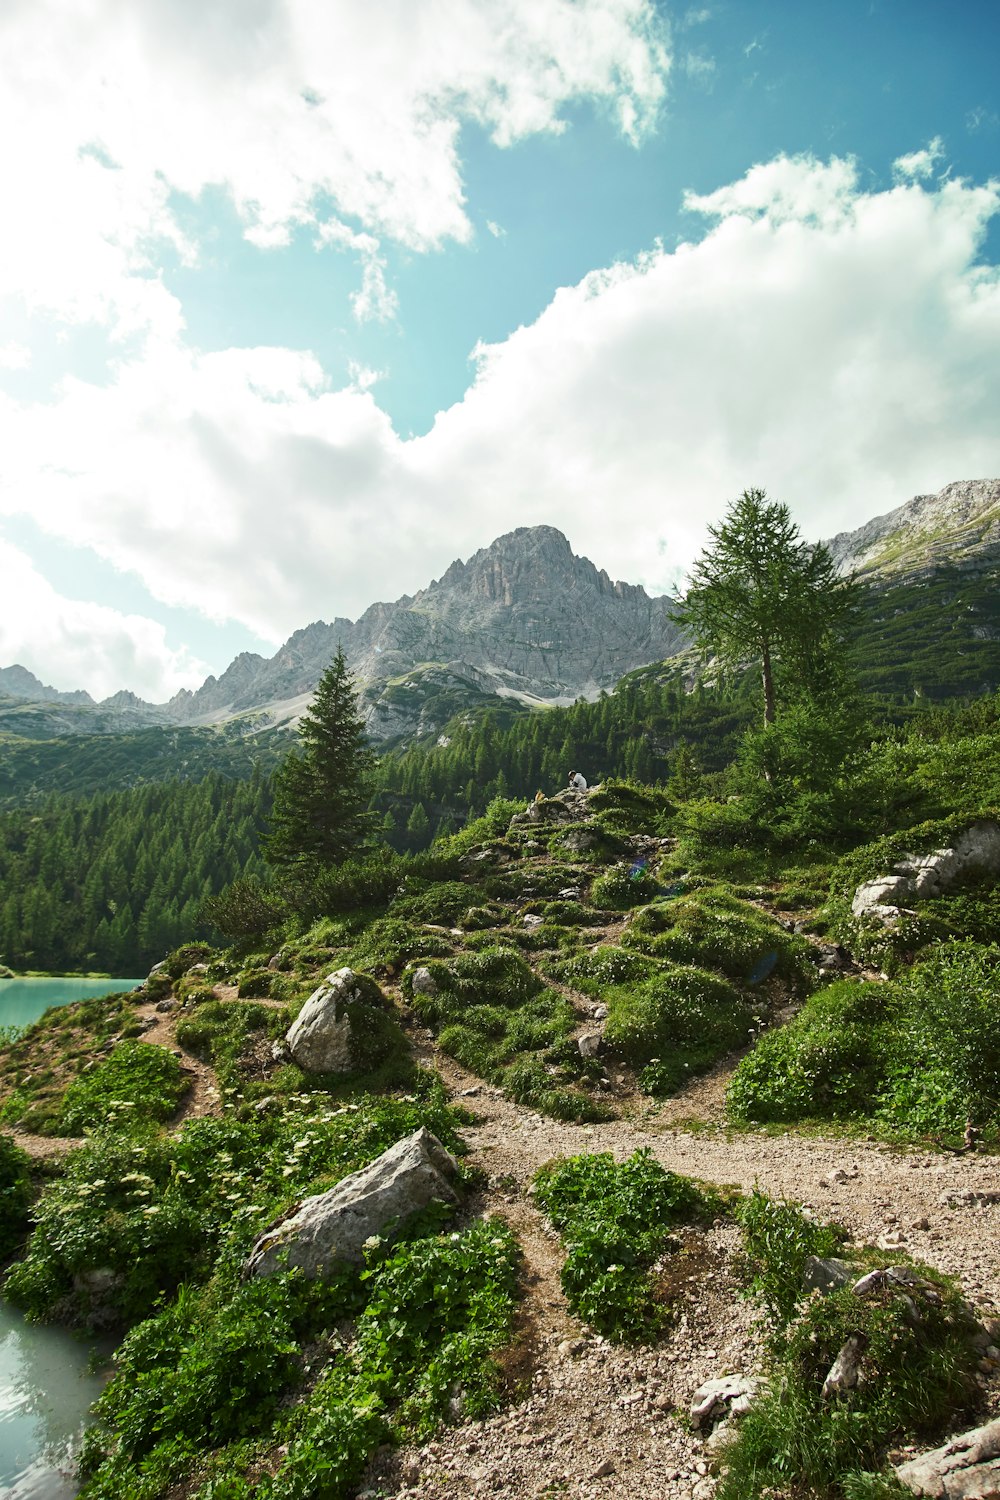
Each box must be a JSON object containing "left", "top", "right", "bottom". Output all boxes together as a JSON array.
[
  {"left": 967, "top": 105, "right": 1000, "bottom": 135},
  {"left": 0, "top": 0, "right": 670, "bottom": 339},
  {"left": 893, "top": 137, "right": 944, "bottom": 180},
  {"left": 485, "top": 219, "right": 507, "bottom": 239},
  {"left": 0, "top": 539, "right": 210, "bottom": 700},
  {"left": 682, "top": 51, "right": 716, "bottom": 84},
  {"left": 2, "top": 152, "right": 999, "bottom": 690},
  {"left": 314, "top": 220, "right": 398, "bottom": 323},
  {"left": 0, "top": 342, "right": 31, "bottom": 370}
]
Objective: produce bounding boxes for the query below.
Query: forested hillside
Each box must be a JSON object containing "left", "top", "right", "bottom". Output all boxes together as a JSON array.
[{"left": 0, "top": 772, "right": 270, "bottom": 973}]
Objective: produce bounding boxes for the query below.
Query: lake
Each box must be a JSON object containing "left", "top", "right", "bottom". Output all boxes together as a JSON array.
[
  {"left": 0, "top": 978, "right": 142, "bottom": 1034},
  {"left": 0, "top": 977, "right": 141, "bottom": 1493},
  {"left": 0, "top": 1302, "right": 113, "bottom": 1499}
]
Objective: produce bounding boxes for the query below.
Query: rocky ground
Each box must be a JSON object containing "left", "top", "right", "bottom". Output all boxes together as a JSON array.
[
  {"left": 352, "top": 1039, "right": 1000, "bottom": 1500},
  {"left": 6, "top": 803, "right": 1000, "bottom": 1500}
]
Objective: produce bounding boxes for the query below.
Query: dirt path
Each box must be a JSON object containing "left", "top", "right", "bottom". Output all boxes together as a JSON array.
[{"left": 365, "top": 1021, "right": 1000, "bottom": 1500}]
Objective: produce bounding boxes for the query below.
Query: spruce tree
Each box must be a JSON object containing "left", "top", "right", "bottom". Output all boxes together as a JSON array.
[
  {"left": 264, "top": 647, "right": 375, "bottom": 873},
  {"left": 670, "top": 488, "right": 859, "bottom": 726}
]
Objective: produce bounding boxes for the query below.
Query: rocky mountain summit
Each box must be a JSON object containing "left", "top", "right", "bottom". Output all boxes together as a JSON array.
[
  {"left": 4, "top": 482, "right": 999, "bottom": 743},
  {"left": 166, "top": 525, "right": 686, "bottom": 739},
  {"left": 825, "top": 477, "right": 1000, "bottom": 581}
]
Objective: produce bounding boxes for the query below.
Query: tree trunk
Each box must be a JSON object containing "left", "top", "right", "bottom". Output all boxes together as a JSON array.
[{"left": 761, "top": 642, "right": 776, "bottom": 727}]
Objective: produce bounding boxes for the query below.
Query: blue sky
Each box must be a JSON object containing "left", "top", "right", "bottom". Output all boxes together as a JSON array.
[{"left": 1, "top": 0, "right": 998, "bottom": 699}]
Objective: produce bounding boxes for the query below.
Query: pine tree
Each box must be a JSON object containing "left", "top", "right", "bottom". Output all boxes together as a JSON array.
[
  {"left": 671, "top": 488, "right": 859, "bottom": 726},
  {"left": 264, "top": 647, "right": 375, "bottom": 873}
]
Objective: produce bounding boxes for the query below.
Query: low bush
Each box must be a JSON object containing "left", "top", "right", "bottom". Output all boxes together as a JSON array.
[
  {"left": 624, "top": 888, "right": 816, "bottom": 992},
  {"left": 726, "top": 982, "right": 894, "bottom": 1125},
  {"left": 0, "top": 1135, "right": 33, "bottom": 1260},
  {"left": 78, "top": 1218, "right": 520, "bottom": 1500},
  {"left": 720, "top": 1194, "right": 982, "bottom": 1499},
  {"left": 6, "top": 1087, "right": 465, "bottom": 1330},
  {"left": 388, "top": 879, "right": 482, "bottom": 926},
  {"left": 586, "top": 779, "right": 676, "bottom": 836},
  {"left": 343, "top": 917, "right": 453, "bottom": 974},
  {"left": 736, "top": 1189, "right": 844, "bottom": 1331},
  {"left": 58, "top": 1042, "right": 190, "bottom": 1134},
  {"left": 404, "top": 948, "right": 603, "bottom": 1119},
  {"left": 403, "top": 947, "right": 542, "bottom": 1023},
  {"left": 727, "top": 945, "right": 1000, "bottom": 1140},
  {"left": 600, "top": 962, "right": 751, "bottom": 1094},
  {"left": 590, "top": 863, "right": 663, "bottom": 909},
  {"left": 533, "top": 1151, "right": 713, "bottom": 1340}
]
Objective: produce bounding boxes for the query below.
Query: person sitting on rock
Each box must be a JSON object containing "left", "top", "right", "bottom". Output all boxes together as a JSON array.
[{"left": 568, "top": 769, "right": 587, "bottom": 791}]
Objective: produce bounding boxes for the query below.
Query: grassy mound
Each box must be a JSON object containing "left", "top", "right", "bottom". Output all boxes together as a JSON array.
[{"left": 727, "top": 942, "right": 1000, "bottom": 1141}]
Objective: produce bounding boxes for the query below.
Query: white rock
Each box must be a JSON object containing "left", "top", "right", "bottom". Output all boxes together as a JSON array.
[
  {"left": 894, "top": 1416, "right": 1000, "bottom": 1497},
  {"left": 284, "top": 967, "right": 386, "bottom": 1075},
  {"left": 245, "top": 1127, "right": 460, "bottom": 1277}
]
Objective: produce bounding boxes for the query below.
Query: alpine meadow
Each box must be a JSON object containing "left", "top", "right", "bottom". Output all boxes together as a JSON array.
[{"left": 2, "top": 3, "right": 1000, "bottom": 1497}]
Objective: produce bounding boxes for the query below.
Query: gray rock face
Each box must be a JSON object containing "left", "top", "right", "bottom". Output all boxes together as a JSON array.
[
  {"left": 894, "top": 1417, "right": 1000, "bottom": 1497},
  {"left": 851, "top": 821, "right": 1000, "bottom": 925},
  {"left": 245, "top": 1127, "right": 460, "bottom": 1277},
  {"left": 690, "top": 1375, "right": 759, "bottom": 1430},
  {"left": 821, "top": 1334, "right": 867, "bottom": 1399},
  {"left": 825, "top": 478, "right": 1000, "bottom": 582},
  {"left": 803, "top": 1255, "right": 854, "bottom": 1293},
  {"left": 167, "top": 526, "right": 689, "bottom": 739},
  {"left": 285, "top": 967, "right": 388, "bottom": 1075}
]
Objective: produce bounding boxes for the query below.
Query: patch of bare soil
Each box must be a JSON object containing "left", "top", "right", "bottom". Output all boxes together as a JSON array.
[{"left": 361, "top": 997, "right": 1000, "bottom": 1500}]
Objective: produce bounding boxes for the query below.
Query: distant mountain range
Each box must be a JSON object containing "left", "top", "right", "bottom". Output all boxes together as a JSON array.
[{"left": 3, "top": 479, "right": 999, "bottom": 746}]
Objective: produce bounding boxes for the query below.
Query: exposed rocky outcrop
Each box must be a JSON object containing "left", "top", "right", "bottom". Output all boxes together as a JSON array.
[
  {"left": 894, "top": 1417, "right": 1000, "bottom": 1497},
  {"left": 826, "top": 478, "right": 1000, "bottom": 582},
  {"left": 851, "top": 821, "right": 1000, "bottom": 926},
  {"left": 245, "top": 1127, "right": 461, "bottom": 1277},
  {"left": 167, "top": 526, "right": 688, "bottom": 739},
  {"left": 283, "top": 968, "right": 392, "bottom": 1075}
]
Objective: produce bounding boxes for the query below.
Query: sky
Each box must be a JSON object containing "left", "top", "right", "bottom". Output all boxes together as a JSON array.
[{"left": 1, "top": 0, "right": 999, "bottom": 703}]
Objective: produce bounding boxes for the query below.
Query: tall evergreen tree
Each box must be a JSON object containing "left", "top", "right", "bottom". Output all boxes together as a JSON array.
[
  {"left": 670, "top": 488, "right": 859, "bottom": 726},
  {"left": 264, "top": 647, "right": 375, "bottom": 873}
]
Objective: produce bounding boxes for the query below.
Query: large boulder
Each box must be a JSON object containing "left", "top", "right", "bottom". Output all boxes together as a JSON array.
[
  {"left": 284, "top": 967, "right": 393, "bottom": 1075},
  {"left": 245, "top": 1127, "right": 460, "bottom": 1278},
  {"left": 852, "top": 821, "right": 1000, "bottom": 926},
  {"left": 894, "top": 1417, "right": 1000, "bottom": 1497}
]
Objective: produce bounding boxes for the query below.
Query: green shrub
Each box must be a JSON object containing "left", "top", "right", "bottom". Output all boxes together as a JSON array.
[
  {"left": 80, "top": 1216, "right": 519, "bottom": 1500},
  {"left": 236, "top": 967, "right": 278, "bottom": 998},
  {"left": 0, "top": 1135, "right": 33, "bottom": 1259},
  {"left": 727, "top": 982, "right": 894, "bottom": 1125},
  {"left": 625, "top": 888, "right": 815, "bottom": 992},
  {"left": 736, "top": 1189, "right": 844, "bottom": 1330},
  {"left": 727, "top": 946, "right": 1000, "bottom": 1140},
  {"left": 586, "top": 779, "right": 676, "bottom": 836},
  {"left": 718, "top": 1250, "right": 981, "bottom": 1500},
  {"left": 164, "top": 944, "right": 215, "bottom": 981},
  {"left": 201, "top": 878, "right": 286, "bottom": 941},
  {"left": 7, "top": 1088, "right": 466, "bottom": 1330},
  {"left": 876, "top": 941, "right": 1000, "bottom": 1136},
  {"left": 58, "top": 1042, "right": 190, "bottom": 1134},
  {"left": 389, "top": 879, "right": 481, "bottom": 925},
  {"left": 403, "top": 947, "right": 542, "bottom": 1022},
  {"left": 590, "top": 863, "right": 663, "bottom": 909},
  {"left": 602, "top": 962, "right": 751, "bottom": 1093},
  {"left": 533, "top": 1152, "right": 712, "bottom": 1340},
  {"left": 344, "top": 917, "right": 452, "bottom": 973},
  {"left": 175, "top": 1000, "right": 274, "bottom": 1072}
]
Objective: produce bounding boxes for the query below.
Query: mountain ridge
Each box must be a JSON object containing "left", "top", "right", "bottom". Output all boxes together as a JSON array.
[{"left": 4, "top": 480, "right": 999, "bottom": 742}]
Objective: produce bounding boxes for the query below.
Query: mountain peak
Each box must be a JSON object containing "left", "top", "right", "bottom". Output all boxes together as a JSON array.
[{"left": 826, "top": 478, "right": 1000, "bottom": 580}]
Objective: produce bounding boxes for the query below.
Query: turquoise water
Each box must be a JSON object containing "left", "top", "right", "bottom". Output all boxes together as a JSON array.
[
  {"left": 0, "top": 977, "right": 136, "bottom": 1493},
  {"left": 0, "top": 1302, "right": 112, "bottom": 1499},
  {"left": 0, "top": 978, "right": 141, "bottom": 1034}
]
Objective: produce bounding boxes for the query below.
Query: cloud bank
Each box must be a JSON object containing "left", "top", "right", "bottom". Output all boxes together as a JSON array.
[{"left": 3, "top": 150, "right": 998, "bottom": 701}]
